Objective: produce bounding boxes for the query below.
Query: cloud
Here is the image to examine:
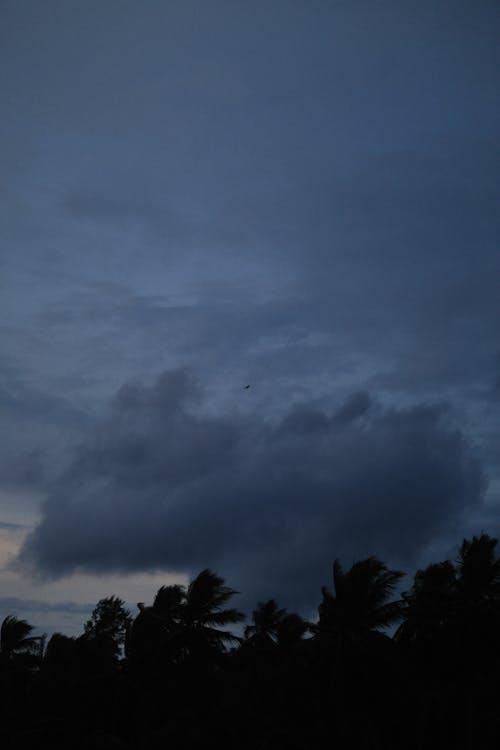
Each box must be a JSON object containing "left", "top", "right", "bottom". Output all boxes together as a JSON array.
[
  {"left": 18, "top": 369, "right": 486, "bottom": 611},
  {"left": 0, "top": 597, "right": 93, "bottom": 616},
  {"left": 1, "top": 1, "right": 498, "bottom": 626},
  {"left": 0, "top": 521, "right": 26, "bottom": 532},
  {"left": 0, "top": 378, "right": 89, "bottom": 493},
  {"left": 0, "top": 597, "right": 95, "bottom": 639}
]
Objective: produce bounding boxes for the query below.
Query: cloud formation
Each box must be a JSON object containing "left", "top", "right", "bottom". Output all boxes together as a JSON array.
[
  {"left": 2, "top": 2, "right": 499, "bottom": 621},
  {"left": 19, "top": 370, "right": 485, "bottom": 610}
]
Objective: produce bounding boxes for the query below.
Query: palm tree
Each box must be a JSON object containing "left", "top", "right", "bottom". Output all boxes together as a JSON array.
[
  {"left": 317, "top": 557, "right": 405, "bottom": 642},
  {"left": 312, "top": 558, "right": 404, "bottom": 748},
  {"left": 457, "top": 534, "right": 500, "bottom": 605},
  {"left": 395, "top": 560, "right": 456, "bottom": 648},
  {"left": 0, "top": 615, "right": 41, "bottom": 661},
  {"left": 244, "top": 600, "right": 308, "bottom": 651},
  {"left": 181, "top": 569, "right": 244, "bottom": 657},
  {"left": 275, "top": 612, "right": 309, "bottom": 650},
  {"left": 396, "top": 536, "right": 500, "bottom": 651},
  {"left": 153, "top": 584, "right": 185, "bottom": 622},
  {"left": 127, "top": 585, "right": 186, "bottom": 670},
  {"left": 455, "top": 534, "right": 500, "bottom": 680},
  {"left": 244, "top": 599, "right": 287, "bottom": 648},
  {"left": 128, "top": 570, "right": 244, "bottom": 668}
]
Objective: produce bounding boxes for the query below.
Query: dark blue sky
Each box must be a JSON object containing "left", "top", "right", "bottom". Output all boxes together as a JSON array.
[{"left": 1, "top": 0, "right": 499, "bottom": 632}]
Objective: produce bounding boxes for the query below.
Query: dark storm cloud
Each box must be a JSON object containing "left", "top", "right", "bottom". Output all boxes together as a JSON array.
[
  {"left": 0, "top": 378, "right": 89, "bottom": 490},
  {"left": 333, "top": 391, "right": 372, "bottom": 425},
  {"left": 19, "top": 370, "right": 485, "bottom": 610},
  {"left": 1, "top": 0, "right": 499, "bottom": 620}
]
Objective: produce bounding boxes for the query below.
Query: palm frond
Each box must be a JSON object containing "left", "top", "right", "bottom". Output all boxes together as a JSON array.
[
  {"left": 1, "top": 615, "right": 40, "bottom": 656},
  {"left": 153, "top": 584, "right": 186, "bottom": 619},
  {"left": 318, "top": 557, "right": 405, "bottom": 635},
  {"left": 200, "top": 608, "right": 245, "bottom": 627}
]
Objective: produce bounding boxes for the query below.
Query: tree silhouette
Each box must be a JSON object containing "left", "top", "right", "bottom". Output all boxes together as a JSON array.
[
  {"left": 82, "top": 596, "right": 132, "bottom": 666},
  {"left": 457, "top": 533, "right": 500, "bottom": 604},
  {"left": 312, "top": 559, "right": 406, "bottom": 749},
  {"left": 244, "top": 599, "right": 287, "bottom": 647},
  {"left": 181, "top": 569, "right": 244, "bottom": 658},
  {"left": 317, "top": 557, "right": 404, "bottom": 642},
  {"left": 395, "top": 560, "right": 456, "bottom": 648},
  {"left": 129, "top": 570, "right": 244, "bottom": 670},
  {"left": 5, "top": 538, "right": 500, "bottom": 750},
  {"left": 153, "top": 584, "right": 185, "bottom": 622},
  {"left": 455, "top": 533, "right": 500, "bottom": 687},
  {"left": 43, "top": 632, "right": 77, "bottom": 679},
  {"left": 275, "top": 612, "right": 309, "bottom": 650},
  {"left": 127, "top": 584, "right": 186, "bottom": 669},
  {"left": 244, "top": 599, "right": 308, "bottom": 654},
  {"left": 0, "top": 615, "right": 41, "bottom": 661}
]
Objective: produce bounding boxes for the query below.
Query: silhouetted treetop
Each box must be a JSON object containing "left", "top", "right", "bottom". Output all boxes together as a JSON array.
[
  {"left": 128, "top": 569, "right": 244, "bottom": 668},
  {"left": 0, "top": 615, "right": 41, "bottom": 660},
  {"left": 457, "top": 533, "right": 500, "bottom": 603},
  {"left": 244, "top": 599, "right": 309, "bottom": 650},
  {"left": 83, "top": 596, "right": 132, "bottom": 660},
  {"left": 153, "top": 583, "right": 185, "bottom": 621},
  {"left": 245, "top": 599, "right": 287, "bottom": 644},
  {"left": 395, "top": 560, "right": 456, "bottom": 645},
  {"left": 318, "top": 557, "right": 405, "bottom": 638},
  {"left": 183, "top": 569, "right": 243, "bottom": 625},
  {"left": 5, "top": 539, "right": 500, "bottom": 750}
]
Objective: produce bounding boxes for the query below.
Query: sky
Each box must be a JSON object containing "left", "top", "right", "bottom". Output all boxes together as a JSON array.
[{"left": 1, "top": 0, "right": 499, "bottom": 636}]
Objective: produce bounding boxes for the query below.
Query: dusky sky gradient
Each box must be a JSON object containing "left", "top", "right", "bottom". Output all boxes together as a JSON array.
[{"left": 1, "top": 0, "right": 499, "bottom": 634}]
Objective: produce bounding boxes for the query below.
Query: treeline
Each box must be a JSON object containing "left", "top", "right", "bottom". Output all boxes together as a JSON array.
[{"left": 2, "top": 534, "right": 500, "bottom": 749}]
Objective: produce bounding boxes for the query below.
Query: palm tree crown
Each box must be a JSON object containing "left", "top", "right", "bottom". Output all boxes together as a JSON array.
[
  {"left": 182, "top": 568, "right": 244, "bottom": 648},
  {"left": 244, "top": 599, "right": 287, "bottom": 643},
  {"left": 0, "top": 615, "right": 40, "bottom": 659},
  {"left": 395, "top": 560, "right": 456, "bottom": 645},
  {"left": 130, "top": 569, "right": 244, "bottom": 665},
  {"left": 457, "top": 534, "right": 500, "bottom": 604},
  {"left": 318, "top": 557, "right": 404, "bottom": 639}
]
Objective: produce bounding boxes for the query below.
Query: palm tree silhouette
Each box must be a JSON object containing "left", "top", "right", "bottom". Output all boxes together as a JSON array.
[
  {"left": 181, "top": 569, "right": 244, "bottom": 658},
  {"left": 0, "top": 615, "right": 41, "bottom": 661},
  {"left": 395, "top": 561, "right": 456, "bottom": 647},
  {"left": 127, "top": 585, "right": 186, "bottom": 670},
  {"left": 317, "top": 557, "right": 404, "bottom": 642},
  {"left": 244, "top": 600, "right": 308, "bottom": 653},
  {"left": 455, "top": 534, "right": 500, "bottom": 684},
  {"left": 312, "top": 559, "right": 405, "bottom": 749},
  {"left": 153, "top": 584, "right": 185, "bottom": 622},
  {"left": 244, "top": 599, "right": 287, "bottom": 648},
  {"left": 457, "top": 533, "right": 500, "bottom": 604},
  {"left": 129, "top": 569, "right": 244, "bottom": 668},
  {"left": 275, "top": 612, "right": 309, "bottom": 650}
]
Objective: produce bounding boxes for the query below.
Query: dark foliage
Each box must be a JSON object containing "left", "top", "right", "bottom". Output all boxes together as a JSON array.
[{"left": 2, "top": 537, "right": 500, "bottom": 748}]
